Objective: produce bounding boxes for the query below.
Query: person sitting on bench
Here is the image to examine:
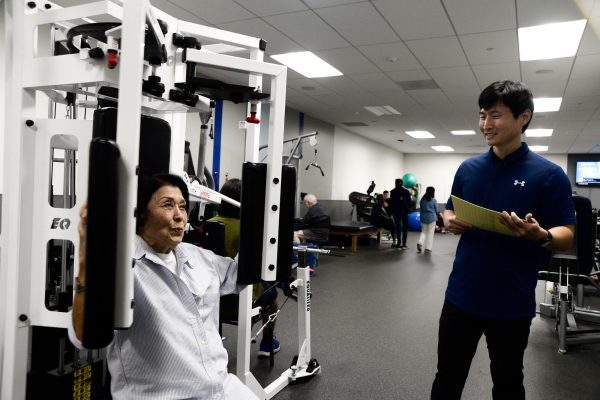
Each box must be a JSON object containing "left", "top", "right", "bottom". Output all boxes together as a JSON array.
[
  {"left": 70, "top": 174, "right": 259, "bottom": 400},
  {"left": 209, "top": 178, "right": 281, "bottom": 357},
  {"left": 370, "top": 194, "right": 397, "bottom": 247},
  {"left": 293, "top": 193, "right": 330, "bottom": 243}
]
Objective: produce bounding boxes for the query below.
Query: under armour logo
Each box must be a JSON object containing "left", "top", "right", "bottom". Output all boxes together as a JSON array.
[{"left": 514, "top": 180, "right": 526, "bottom": 186}]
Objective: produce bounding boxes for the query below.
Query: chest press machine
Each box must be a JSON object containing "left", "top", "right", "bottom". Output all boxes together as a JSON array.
[{"left": 1, "top": 1, "right": 319, "bottom": 399}]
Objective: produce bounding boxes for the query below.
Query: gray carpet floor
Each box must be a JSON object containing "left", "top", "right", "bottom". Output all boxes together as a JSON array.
[{"left": 223, "top": 232, "right": 600, "bottom": 400}]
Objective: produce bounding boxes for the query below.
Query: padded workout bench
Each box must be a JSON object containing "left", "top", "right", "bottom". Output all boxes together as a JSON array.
[{"left": 329, "top": 221, "right": 384, "bottom": 252}]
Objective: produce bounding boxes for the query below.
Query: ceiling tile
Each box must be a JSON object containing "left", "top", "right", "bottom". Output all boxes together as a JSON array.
[
  {"left": 516, "top": 0, "right": 594, "bottom": 28},
  {"left": 521, "top": 58, "right": 575, "bottom": 83},
  {"left": 571, "top": 54, "right": 600, "bottom": 79},
  {"left": 460, "top": 30, "right": 519, "bottom": 65},
  {"left": 151, "top": 0, "right": 210, "bottom": 25},
  {"left": 286, "top": 78, "right": 335, "bottom": 96},
  {"left": 366, "top": 90, "right": 417, "bottom": 107},
  {"left": 471, "top": 62, "right": 521, "bottom": 87},
  {"left": 562, "top": 95, "right": 600, "bottom": 110},
  {"left": 264, "top": 11, "right": 349, "bottom": 50},
  {"left": 428, "top": 66, "right": 479, "bottom": 88},
  {"left": 406, "top": 37, "right": 469, "bottom": 68},
  {"left": 315, "top": 2, "right": 399, "bottom": 46},
  {"left": 526, "top": 81, "right": 568, "bottom": 97},
  {"left": 347, "top": 72, "right": 398, "bottom": 92},
  {"left": 316, "top": 76, "right": 367, "bottom": 94},
  {"left": 385, "top": 69, "right": 431, "bottom": 82},
  {"left": 358, "top": 42, "right": 422, "bottom": 72},
  {"left": 372, "top": 0, "right": 454, "bottom": 40},
  {"left": 407, "top": 89, "right": 451, "bottom": 105},
  {"left": 232, "top": 0, "right": 308, "bottom": 16},
  {"left": 578, "top": 18, "right": 600, "bottom": 55},
  {"left": 173, "top": 0, "right": 254, "bottom": 24},
  {"left": 217, "top": 19, "right": 303, "bottom": 55},
  {"left": 443, "top": 0, "right": 516, "bottom": 34},
  {"left": 314, "top": 47, "right": 379, "bottom": 74},
  {"left": 304, "top": 0, "right": 365, "bottom": 7},
  {"left": 565, "top": 78, "right": 600, "bottom": 97},
  {"left": 443, "top": 86, "right": 481, "bottom": 103}
]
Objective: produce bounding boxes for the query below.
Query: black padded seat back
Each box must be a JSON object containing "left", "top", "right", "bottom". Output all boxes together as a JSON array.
[
  {"left": 199, "top": 221, "right": 226, "bottom": 257},
  {"left": 572, "top": 195, "right": 595, "bottom": 276}
]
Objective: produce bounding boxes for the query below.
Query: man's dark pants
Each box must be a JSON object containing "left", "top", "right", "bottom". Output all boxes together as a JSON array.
[{"left": 431, "top": 300, "right": 532, "bottom": 400}]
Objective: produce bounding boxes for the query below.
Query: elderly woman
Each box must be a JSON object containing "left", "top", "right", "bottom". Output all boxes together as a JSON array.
[{"left": 70, "top": 174, "right": 258, "bottom": 400}]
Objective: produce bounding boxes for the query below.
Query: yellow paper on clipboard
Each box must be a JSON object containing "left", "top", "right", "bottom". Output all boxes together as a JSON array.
[{"left": 450, "top": 195, "right": 516, "bottom": 236}]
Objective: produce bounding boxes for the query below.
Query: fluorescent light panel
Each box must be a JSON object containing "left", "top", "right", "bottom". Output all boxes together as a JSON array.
[
  {"left": 364, "top": 105, "right": 402, "bottom": 116},
  {"left": 526, "top": 129, "right": 553, "bottom": 137},
  {"left": 432, "top": 146, "right": 454, "bottom": 152},
  {"left": 518, "top": 19, "right": 586, "bottom": 61},
  {"left": 451, "top": 130, "right": 476, "bottom": 135},
  {"left": 529, "top": 145, "right": 549, "bottom": 152},
  {"left": 271, "top": 51, "right": 342, "bottom": 78},
  {"left": 534, "top": 97, "right": 562, "bottom": 112},
  {"left": 406, "top": 130, "right": 435, "bottom": 139}
]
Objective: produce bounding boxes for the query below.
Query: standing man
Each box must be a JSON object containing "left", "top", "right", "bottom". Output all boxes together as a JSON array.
[
  {"left": 431, "top": 80, "right": 575, "bottom": 399},
  {"left": 389, "top": 179, "right": 411, "bottom": 249}
]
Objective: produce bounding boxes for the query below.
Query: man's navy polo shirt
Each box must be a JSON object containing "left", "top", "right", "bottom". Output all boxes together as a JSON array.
[{"left": 445, "top": 143, "right": 575, "bottom": 319}]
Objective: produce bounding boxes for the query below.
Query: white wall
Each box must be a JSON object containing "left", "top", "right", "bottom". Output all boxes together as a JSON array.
[
  {"left": 331, "top": 126, "right": 404, "bottom": 200},
  {"left": 404, "top": 152, "right": 569, "bottom": 205}
]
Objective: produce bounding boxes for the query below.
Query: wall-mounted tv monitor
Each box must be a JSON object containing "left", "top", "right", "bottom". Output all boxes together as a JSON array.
[{"left": 575, "top": 161, "right": 600, "bottom": 187}]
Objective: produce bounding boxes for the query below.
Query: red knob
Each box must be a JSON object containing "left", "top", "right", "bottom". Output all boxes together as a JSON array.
[
  {"left": 107, "top": 49, "right": 118, "bottom": 69},
  {"left": 245, "top": 112, "right": 260, "bottom": 124}
]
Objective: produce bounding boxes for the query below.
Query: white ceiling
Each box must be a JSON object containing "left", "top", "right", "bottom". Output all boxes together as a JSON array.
[{"left": 63, "top": 0, "right": 600, "bottom": 154}]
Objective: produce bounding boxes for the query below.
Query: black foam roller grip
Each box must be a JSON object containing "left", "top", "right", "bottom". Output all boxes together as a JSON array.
[
  {"left": 238, "top": 163, "right": 295, "bottom": 284},
  {"left": 82, "top": 138, "right": 120, "bottom": 349}
]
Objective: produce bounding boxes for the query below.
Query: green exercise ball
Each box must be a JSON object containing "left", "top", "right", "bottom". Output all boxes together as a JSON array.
[{"left": 402, "top": 173, "right": 417, "bottom": 188}]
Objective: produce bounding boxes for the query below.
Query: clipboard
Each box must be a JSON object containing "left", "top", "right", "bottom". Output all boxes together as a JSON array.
[{"left": 450, "top": 195, "right": 516, "bottom": 236}]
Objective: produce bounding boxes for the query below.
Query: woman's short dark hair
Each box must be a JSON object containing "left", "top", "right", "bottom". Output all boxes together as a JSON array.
[
  {"left": 218, "top": 178, "right": 241, "bottom": 219},
  {"left": 424, "top": 186, "right": 435, "bottom": 201},
  {"left": 478, "top": 80, "right": 534, "bottom": 133},
  {"left": 136, "top": 174, "right": 189, "bottom": 230}
]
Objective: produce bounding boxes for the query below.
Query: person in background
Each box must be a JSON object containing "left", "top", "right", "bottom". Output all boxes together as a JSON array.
[
  {"left": 370, "top": 194, "right": 397, "bottom": 248},
  {"left": 209, "top": 179, "right": 280, "bottom": 357},
  {"left": 70, "top": 174, "right": 259, "bottom": 400},
  {"left": 417, "top": 186, "right": 438, "bottom": 254},
  {"left": 293, "top": 193, "right": 330, "bottom": 243},
  {"left": 431, "top": 80, "right": 575, "bottom": 400},
  {"left": 389, "top": 179, "right": 411, "bottom": 249}
]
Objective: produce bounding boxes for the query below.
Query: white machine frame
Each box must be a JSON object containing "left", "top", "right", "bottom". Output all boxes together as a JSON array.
[{"left": 0, "top": 1, "right": 318, "bottom": 399}]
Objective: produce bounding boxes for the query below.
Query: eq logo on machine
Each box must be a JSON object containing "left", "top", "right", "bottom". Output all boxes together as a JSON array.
[{"left": 50, "top": 217, "right": 71, "bottom": 230}]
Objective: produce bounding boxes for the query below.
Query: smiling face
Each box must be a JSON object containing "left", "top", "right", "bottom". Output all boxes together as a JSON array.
[
  {"left": 479, "top": 101, "right": 531, "bottom": 158},
  {"left": 139, "top": 185, "right": 188, "bottom": 253}
]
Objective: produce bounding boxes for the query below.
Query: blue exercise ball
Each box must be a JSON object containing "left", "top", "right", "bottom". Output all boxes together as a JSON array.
[
  {"left": 408, "top": 211, "right": 421, "bottom": 231},
  {"left": 402, "top": 173, "right": 417, "bottom": 188}
]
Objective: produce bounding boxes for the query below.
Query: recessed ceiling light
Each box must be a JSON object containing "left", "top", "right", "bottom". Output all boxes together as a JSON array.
[
  {"left": 518, "top": 19, "right": 586, "bottom": 61},
  {"left": 271, "top": 51, "right": 343, "bottom": 78},
  {"left": 432, "top": 146, "right": 454, "bottom": 152},
  {"left": 533, "top": 97, "right": 562, "bottom": 112},
  {"left": 526, "top": 129, "right": 553, "bottom": 137},
  {"left": 364, "top": 105, "right": 402, "bottom": 116},
  {"left": 529, "top": 145, "right": 549, "bottom": 152},
  {"left": 451, "top": 130, "right": 476, "bottom": 135},
  {"left": 406, "top": 130, "right": 435, "bottom": 139}
]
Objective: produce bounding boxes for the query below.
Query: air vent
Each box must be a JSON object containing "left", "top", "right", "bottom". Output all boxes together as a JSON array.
[
  {"left": 397, "top": 79, "right": 439, "bottom": 90},
  {"left": 342, "top": 121, "right": 369, "bottom": 127}
]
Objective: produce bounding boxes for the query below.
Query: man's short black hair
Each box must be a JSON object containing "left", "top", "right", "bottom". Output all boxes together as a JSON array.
[
  {"left": 136, "top": 174, "right": 189, "bottom": 231},
  {"left": 479, "top": 80, "right": 534, "bottom": 133},
  {"left": 395, "top": 179, "right": 403, "bottom": 188},
  {"left": 217, "top": 178, "right": 241, "bottom": 219}
]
